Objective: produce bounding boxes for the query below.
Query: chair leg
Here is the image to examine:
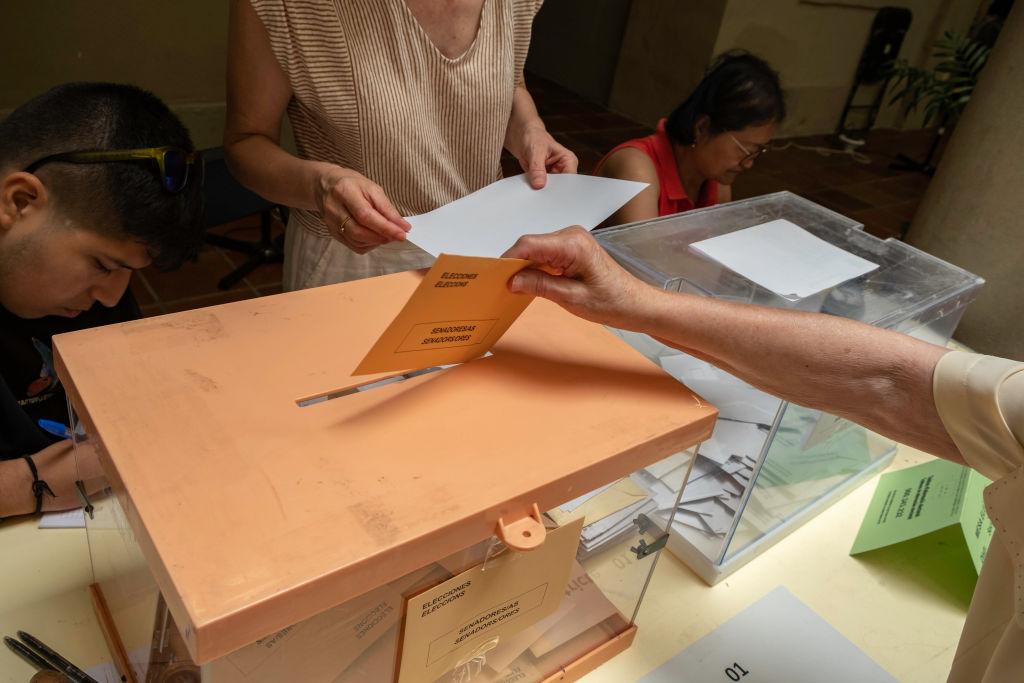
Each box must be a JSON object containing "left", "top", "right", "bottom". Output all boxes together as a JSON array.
[{"left": 210, "top": 209, "right": 286, "bottom": 291}]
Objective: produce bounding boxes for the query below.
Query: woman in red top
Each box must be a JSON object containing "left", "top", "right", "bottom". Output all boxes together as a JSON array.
[{"left": 596, "top": 51, "right": 785, "bottom": 226}]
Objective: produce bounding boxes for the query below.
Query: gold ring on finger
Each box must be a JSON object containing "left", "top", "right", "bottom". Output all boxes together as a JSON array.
[{"left": 339, "top": 215, "right": 354, "bottom": 235}]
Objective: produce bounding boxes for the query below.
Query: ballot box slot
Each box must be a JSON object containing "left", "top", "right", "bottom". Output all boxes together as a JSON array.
[
  {"left": 295, "top": 352, "right": 495, "bottom": 407},
  {"left": 295, "top": 365, "right": 451, "bottom": 406}
]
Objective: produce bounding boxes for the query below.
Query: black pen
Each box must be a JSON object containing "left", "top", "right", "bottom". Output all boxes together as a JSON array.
[
  {"left": 4, "top": 635, "right": 54, "bottom": 671},
  {"left": 15, "top": 631, "right": 99, "bottom": 683}
]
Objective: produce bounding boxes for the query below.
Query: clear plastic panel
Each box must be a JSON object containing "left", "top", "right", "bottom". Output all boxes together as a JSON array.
[
  {"left": 606, "top": 329, "right": 782, "bottom": 562},
  {"left": 722, "top": 405, "right": 896, "bottom": 563},
  {"left": 67, "top": 399, "right": 164, "bottom": 680},
  {"left": 608, "top": 312, "right": 963, "bottom": 573}
]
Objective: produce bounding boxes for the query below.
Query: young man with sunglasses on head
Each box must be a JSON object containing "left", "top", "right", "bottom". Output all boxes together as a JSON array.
[{"left": 0, "top": 83, "right": 204, "bottom": 520}]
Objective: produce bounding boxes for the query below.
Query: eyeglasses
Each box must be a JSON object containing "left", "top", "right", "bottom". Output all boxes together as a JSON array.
[
  {"left": 24, "top": 146, "right": 203, "bottom": 194},
  {"left": 729, "top": 134, "right": 769, "bottom": 163}
]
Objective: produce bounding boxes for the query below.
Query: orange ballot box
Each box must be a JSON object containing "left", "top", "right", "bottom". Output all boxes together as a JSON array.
[{"left": 54, "top": 268, "right": 716, "bottom": 683}]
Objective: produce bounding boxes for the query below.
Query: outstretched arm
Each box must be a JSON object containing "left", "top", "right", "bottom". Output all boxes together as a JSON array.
[{"left": 504, "top": 227, "right": 962, "bottom": 464}]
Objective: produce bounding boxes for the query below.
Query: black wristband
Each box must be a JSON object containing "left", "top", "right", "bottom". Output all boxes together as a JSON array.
[{"left": 23, "top": 455, "right": 56, "bottom": 515}]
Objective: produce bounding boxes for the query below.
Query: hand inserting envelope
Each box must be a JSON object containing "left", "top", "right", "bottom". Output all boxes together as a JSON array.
[
  {"left": 352, "top": 174, "right": 647, "bottom": 376},
  {"left": 352, "top": 254, "right": 534, "bottom": 376}
]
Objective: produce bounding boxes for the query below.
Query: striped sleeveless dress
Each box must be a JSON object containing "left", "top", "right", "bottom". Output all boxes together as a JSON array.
[{"left": 250, "top": 0, "right": 543, "bottom": 288}]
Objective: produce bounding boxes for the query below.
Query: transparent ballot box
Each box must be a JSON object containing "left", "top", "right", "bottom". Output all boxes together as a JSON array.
[
  {"left": 594, "top": 191, "right": 984, "bottom": 584},
  {"left": 53, "top": 269, "right": 717, "bottom": 683}
]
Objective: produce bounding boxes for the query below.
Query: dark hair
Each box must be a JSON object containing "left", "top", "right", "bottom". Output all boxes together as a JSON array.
[
  {"left": 666, "top": 51, "right": 786, "bottom": 146},
  {"left": 0, "top": 83, "right": 204, "bottom": 271}
]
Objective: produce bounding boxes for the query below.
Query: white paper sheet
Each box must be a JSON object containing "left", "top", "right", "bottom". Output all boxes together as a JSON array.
[
  {"left": 639, "top": 586, "right": 897, "bottom": 682},
  {"left": 679, "top": 497, "right": 735, "bottom": 535},
  {"left": 38, "top": 507, "right": 86, "bottom": 528},
  {"left": 689, "top": 219, "right": 879, "bottom": 300},
  {"left": 683, "top": 474, "right": 743, "bottom": 503},
  {"left": 670, "top": 509, "right": 716, "bottom": 534},
  {"left": 644, "top": 452, "right": 690, "bottom": 479},
  {"left": 699, "top": 420, "right": 768, "bottom": 465},
  {"left": 405, "top": 174, "right": 647, "bottom": 258}
]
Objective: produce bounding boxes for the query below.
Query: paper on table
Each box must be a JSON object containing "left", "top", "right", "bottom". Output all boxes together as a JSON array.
[
  {"left": 689, "top": 219, "right": 879, "bottom": 300},
  {"left": 850, "top": 459, "right": 993, "bottom": 574},
  {"left": 352, "top": 254, "right": 532, "bottom": 376},
  {"left": 38, "top": 507, "right": 86, "bottom": 528},
  {"left": 406, "top": 174, "right": 647, "bottom": 258},
  {"left": 639, "top": 586, "right": 897, "bottom": 682}
]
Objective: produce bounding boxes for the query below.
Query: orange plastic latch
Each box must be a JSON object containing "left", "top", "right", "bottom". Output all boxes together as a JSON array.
[{"left": 496, "top": 504, "right": 546, "bottom": 551}]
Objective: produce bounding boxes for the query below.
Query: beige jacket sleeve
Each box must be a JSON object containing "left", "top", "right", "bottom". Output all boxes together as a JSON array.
[
  {"left": 934, "top": 351, "right": 1024, "bottom": 480},
  {"left": 934, "top": 350, "right": 1024, "bottom": 622}
]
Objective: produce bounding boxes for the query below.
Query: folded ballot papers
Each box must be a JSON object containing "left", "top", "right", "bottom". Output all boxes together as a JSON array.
[
  {"left": 549, "top": 456, "right": 759, "bottom": 559},
  {"left": 551, "top": 331, "right": 878, "bottom": 559},
  {"left": 549, "top": 479, "right": 658, "bottom": 556},
  {"left": 548, "top": 333, "right": 774, "bottom": 555}
]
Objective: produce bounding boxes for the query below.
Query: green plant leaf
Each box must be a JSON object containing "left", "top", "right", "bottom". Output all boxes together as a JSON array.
[{"left": 886, "top": 30, "right": 990, "bottom": 127}]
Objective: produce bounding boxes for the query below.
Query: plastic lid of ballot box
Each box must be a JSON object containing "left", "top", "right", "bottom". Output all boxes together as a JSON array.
[
  {"left": 594, "top": 191, "right": 984, "bottom": 585},
  {"left": 53, "top": 269, "right": 716, "bottom": 682}
]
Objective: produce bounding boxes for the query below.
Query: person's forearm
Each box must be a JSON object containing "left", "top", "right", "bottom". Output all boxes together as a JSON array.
[
  {"left": 504, "top": 83, "right": 545, "bottom": 158},
  {"left": 224, "top": 133, "right": 335, "bottom": 212},
  {"left": 634, "top": 288, "right": 961, "bottom": 462},
  {"left": 0, "top": 442, "right": 85, "bottom": 518}
]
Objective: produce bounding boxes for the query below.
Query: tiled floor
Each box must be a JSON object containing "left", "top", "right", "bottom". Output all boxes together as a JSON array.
[
  {"left": 134, "top": 73, "right": 940, "bottom": 317},
  {"left": 132, "top": 217, "right": 285, "bottom": 317}
]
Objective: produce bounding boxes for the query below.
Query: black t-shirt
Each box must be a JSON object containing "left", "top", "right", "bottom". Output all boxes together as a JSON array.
[{"left": 0, "top": 294, "right": 138, "bottom": 460}]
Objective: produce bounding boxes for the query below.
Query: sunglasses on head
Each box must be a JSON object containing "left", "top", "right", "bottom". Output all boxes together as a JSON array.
[{"left": 23, "top": 146, "right": 203, "bottom": 194}]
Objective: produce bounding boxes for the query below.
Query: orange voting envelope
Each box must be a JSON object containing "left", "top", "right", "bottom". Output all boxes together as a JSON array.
[{"left": 352, "top": 254, "right": 534, "bottom": 376}]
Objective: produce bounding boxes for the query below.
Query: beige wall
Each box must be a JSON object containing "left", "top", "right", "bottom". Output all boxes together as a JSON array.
[
  {"left": 609, "top": 1, "right": 728, "bottom": 126},
  {"left": 1, "top": 1, "right": 987, "bottom": 146},
  {"left": 905, "top": 4, "right": 1023, "bottom": 360},
  {"left": 711, "top": 0, "right": 983, "bottom": 136},
  {"left": 608, "top": 0, "right": 983, "bottom": 135},
  {"left": 1, "top": 1, "right": 229, "bottom": 149}
]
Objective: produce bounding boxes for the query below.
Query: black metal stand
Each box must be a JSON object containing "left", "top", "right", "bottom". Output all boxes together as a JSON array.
[
  {"left": 889, "top": 126, "right": 945, "bottom": 176},
  {"left": 835, "top": 7, "right": 913, "bottom": 139},
  {"left": 201, "top": 147, "right": 288, "bottom": 291},
  {"left": 205, "top": 209, "right": 285, "bottom": 291}
]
